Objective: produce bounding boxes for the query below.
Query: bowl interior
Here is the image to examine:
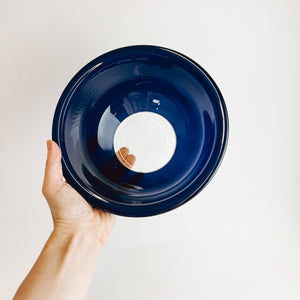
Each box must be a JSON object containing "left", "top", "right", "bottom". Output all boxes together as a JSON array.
[{"left": 53, "top": 46, "right": 227, "bottom": 216}]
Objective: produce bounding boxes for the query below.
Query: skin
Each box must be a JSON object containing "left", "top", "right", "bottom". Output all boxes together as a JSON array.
[
  {"left": 116, "top": 146, "right": 136, "bottom": 169},
  {"left": 13, "top": 140, "right": 121, "bottom": 300}
]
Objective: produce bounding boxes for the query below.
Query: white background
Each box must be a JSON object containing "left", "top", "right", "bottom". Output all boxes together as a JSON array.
[{"left": 1, "top": 0, "right": 300, "bottom": 299}]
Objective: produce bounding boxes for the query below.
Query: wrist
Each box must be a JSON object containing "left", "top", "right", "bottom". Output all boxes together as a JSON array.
[
  {"left": 51, "top": 224, "right": 103, "bottom": 253},
  {"left": 17, "top": 222, "right": 103, "bottom": 300}
]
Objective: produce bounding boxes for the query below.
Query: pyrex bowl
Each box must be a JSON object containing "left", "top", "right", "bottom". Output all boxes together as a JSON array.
[{"left": 52, "top": 45, "right": 228, "bottom": 217}]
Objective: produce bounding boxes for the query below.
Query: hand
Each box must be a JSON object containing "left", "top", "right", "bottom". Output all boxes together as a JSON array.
[
  {"left": 42, "top": 140, "right": 116, "bottom": 248},
  {"left": 116, "top": 146, "right": 136, "bottom": 169}
]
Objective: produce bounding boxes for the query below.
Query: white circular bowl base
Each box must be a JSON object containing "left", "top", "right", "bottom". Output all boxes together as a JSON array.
[{"left": 113, "top": 112, "right": 177, "bottom": 173}]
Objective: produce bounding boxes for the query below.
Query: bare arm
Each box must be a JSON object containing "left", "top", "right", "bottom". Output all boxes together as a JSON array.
[{"left": 13, "top": 141, "right": 116, "bottom": 300}]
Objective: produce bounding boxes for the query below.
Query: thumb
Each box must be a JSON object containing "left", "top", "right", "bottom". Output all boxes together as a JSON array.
[{"left": 42, "top": 140, "right": 65, "bottom": 199}]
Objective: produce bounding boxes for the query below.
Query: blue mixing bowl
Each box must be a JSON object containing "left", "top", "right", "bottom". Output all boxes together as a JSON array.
[{"left": 52, "top": 45, "right": 228, "bottom": 217}]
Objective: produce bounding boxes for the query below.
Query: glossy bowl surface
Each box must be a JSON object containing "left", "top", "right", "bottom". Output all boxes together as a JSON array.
[{"left": 52, "top": 45, "right": 228, "bottom": 217}]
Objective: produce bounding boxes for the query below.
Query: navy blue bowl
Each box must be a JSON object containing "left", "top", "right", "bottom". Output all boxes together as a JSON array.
[{"left": 52, "top": 45, "right": 228, "bottom": 217}]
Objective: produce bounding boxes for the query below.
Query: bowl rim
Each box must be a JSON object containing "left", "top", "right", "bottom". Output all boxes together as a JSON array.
[{"left": 52, "top": 45, "right": 229, "bottom": 217}]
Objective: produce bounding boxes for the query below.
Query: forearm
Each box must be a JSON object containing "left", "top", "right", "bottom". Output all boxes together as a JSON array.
[{"left": 13, "top": 229, "right": 102, "bottom": 300}]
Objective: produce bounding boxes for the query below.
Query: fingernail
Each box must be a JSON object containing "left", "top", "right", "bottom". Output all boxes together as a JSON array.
[{"left": 47, "top": 140, "right": 51, "bottom": 151}]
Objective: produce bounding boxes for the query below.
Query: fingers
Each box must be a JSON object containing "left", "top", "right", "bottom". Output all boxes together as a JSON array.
[
  {"left": 118, "top": 147, "right": 129, "bottom": 158},
  {"left": 116, "top": 147, "right": 136, "bottom": 169},
  {"left": 123, "top": 154, "right": 136, "bottom": 169},
  {"left": 42, "top": 140, "right": 65, "bottom": 198}
]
